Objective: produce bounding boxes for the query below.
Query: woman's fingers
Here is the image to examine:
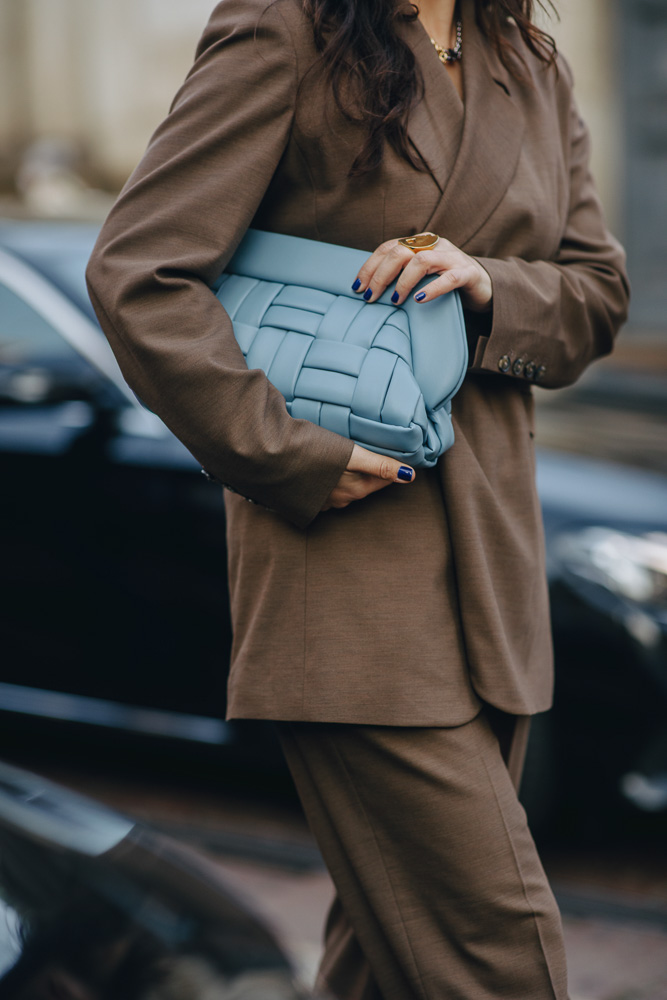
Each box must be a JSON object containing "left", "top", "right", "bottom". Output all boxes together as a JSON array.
[
  {"left": 322, "top": 470, "right": 405, "bottom": 511},
  {"left": 351, "top": 240, "right": 393, "bottom": 293},
  {"left": 321, "top": 445, "right": 416, "bottom": 511},
  {"left": 347, "top": 443, "right": 415, "bottom": 483},
  {"left": 352, "top": 237, "right": 493, "bottom": 311},
  {"left": 391, "top": 247, "right": 458, "bottom": 302},
  {"left": 360, "top": 244, "right": 415, "bottom": 302},
  {"left": 415, "top": 259, "right": 492, "bottom": 311},
  {"left": 323, "top": 472, "right": 392, "bottom": 510},
  {"left": 357, "top": 245, "right": 454, "bottom": 304},
  {"left": 409, "top": 262, "right": 480, "bottom": 302},
  {"left": 352, "top": 241, "right": 413, "bottom": 301}
]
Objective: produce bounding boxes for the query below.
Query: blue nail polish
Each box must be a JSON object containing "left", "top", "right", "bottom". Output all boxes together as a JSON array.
[
  {"left": 397, "top": 466, "right": 413, "bottom": 482},
  {"left": 414, "top": 291, "right": 426, "bottom": 302},
  {"left": 352, "top": 278, "right": 361, "bottom": 291},
  {"left": 363, "top": 288, "right": 373, "bottom": 301},
  {"left": 391, "top": 291, "right": 400, "bottom": 304}
]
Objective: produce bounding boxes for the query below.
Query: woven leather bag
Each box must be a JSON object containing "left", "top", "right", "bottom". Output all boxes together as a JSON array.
[{"left": 212, "top": 230, "right": 468, "bottom": 467}]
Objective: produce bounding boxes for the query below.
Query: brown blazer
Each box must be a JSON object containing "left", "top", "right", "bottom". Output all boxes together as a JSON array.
[{"left": 86, "top": 0, "right": 629, "bottom": 725}]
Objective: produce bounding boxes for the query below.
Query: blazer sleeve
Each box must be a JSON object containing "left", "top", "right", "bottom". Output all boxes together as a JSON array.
[
  {"left": 468, "top": 75, "right": 630, "bottom": 390},
  {"left": 85, "top": 0, "right": 353, "bottom": 529}
]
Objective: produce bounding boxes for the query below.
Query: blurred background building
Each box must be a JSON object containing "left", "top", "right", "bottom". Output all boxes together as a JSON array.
[{"left": 0, "top": 0, "right": 665, "bottom": 335}]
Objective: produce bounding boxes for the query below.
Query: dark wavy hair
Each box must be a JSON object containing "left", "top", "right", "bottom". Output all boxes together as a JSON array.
[{"left": 302, "top": 1, "right": 557, "bottom": 174}]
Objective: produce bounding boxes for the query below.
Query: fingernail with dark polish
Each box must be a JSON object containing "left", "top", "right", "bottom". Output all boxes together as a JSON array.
[
  {"left": 414, "top": 291, "right": 426, "bottom": 302},
  {"left": 391, "top": 291, "right": 400, "bottom": 303},
  {"left": 397, "top": 466, "right": 413, "bottom": 482},
  {"left": 363, "top": 288, "right": 373, "bottom": 301},
  {"left": 352, "top": 278, "right": 361, "bottom": 291}
]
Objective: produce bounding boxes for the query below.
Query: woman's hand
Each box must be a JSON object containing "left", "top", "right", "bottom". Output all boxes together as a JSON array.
[
  {"left": 322, "top": 444, "right": 415, "bottom": 511},
  {"left": 352, "top": 236, "right": 492, "bottom": 312}
]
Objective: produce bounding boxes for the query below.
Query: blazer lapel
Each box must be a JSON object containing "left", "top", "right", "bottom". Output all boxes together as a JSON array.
[
  {"left": 406, "top": 2, "right": 525, "bottom": 249},
  {"left": 399, "top": 17, "right": 464, "bottom": 195}
]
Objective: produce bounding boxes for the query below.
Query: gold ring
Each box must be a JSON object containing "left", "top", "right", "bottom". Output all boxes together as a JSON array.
[{"left": 397, "top": 232, "right": 439, "bottom": 253}]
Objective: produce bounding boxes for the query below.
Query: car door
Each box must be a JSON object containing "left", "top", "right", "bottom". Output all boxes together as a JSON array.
[{"left": 0, "top": 251, "right": 231, "bottom": 721}]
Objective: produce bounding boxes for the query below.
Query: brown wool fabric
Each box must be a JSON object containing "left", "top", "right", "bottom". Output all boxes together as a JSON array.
[
  {"left": 85, "top": 1, "right": 628, "bottom": 995},
  {"left": 278, "top": 710, "right": 569, "bottom": 1000},
  {"left": 86, "top": 0, "right": 629, "bottom": 728}
]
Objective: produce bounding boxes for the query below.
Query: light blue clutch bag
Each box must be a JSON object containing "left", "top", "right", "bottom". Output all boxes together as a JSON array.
[{"left": 212, "top": 230, "right": 468, "bottom": 467}]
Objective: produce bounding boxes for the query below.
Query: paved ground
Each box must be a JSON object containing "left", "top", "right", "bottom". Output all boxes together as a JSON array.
[
  {"left": 208, "top": 856, "right": 667, "bottom": 1000},
  {"left": 22, "top": 759, "right": 667, "bottom": 1000}
]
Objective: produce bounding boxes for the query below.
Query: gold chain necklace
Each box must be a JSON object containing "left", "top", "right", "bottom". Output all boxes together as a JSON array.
[{"left": 429, "top": 17, "right": 463, "bottom": 65}]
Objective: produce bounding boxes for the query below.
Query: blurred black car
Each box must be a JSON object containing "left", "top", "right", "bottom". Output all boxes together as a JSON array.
[
  {"left": 0, "top": 223, "right": 232, "bottom": 740},
  {"left": 531, "top": 451, "right": 667, "bottom": 831},
  {"left": 0, "top": 760, "right": 306, "bottom": 999},
  {"left": 1, "top": 221, "right": 666, "bottom": 831}
]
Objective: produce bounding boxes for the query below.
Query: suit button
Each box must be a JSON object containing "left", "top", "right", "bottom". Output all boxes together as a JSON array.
[
  {"left": 512, "top": 358, "right": 525, "bottom": 376},
  {"left": 498, "top": 354, "right": 511, "bottom": 373},
  {"left": 524, "top": 361, "right": 537, "bottom": 379},
  {"left": 535, "top": 365, "right": 547, "bottom": 381}
]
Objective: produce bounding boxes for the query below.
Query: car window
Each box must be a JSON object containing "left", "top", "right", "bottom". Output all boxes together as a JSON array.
[
  {"left": 13, "top": 247, "right": 97, "bottom": 322},
  {"left": 0, "top": 224, "right": 100, "bottom": 323},
  {"left": 0, "top": 281, "right": 104, "bottom": 404},
  {"left": 0, "top": 282, "right": 88, "bottom": 367}
]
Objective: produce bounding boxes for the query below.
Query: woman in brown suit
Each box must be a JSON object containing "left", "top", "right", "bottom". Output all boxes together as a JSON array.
[{"left": 86, "top": 0, "right": 629, "bottom": 996}]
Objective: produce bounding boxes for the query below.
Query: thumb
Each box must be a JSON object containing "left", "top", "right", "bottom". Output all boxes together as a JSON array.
[{"left": 348, "top": 444, "right": 416, "bottom": 483}]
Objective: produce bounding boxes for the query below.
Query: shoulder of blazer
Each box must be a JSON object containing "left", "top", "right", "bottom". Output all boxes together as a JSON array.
[
  {"left": 480, "top": 16, "right": 577, "bottom": 140},
  {"left": 480, "top": 15, "right": 569, "bottom": 93},
  {"left": 196, "top": 0, "right": 315, "bottom": 61}
]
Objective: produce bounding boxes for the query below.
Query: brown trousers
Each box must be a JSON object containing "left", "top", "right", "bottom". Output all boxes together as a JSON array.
[{"left": 278, "top": 707, "right": 569, "bottom": 1000}]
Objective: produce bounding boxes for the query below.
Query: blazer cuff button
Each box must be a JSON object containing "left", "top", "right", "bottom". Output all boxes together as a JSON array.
[
  {"left": 524, "top": 362, "right": 537, "bottom": 379},
  {"left": 535, "top": 365, "right": 547, "bottom": 381},
  {"left": 497, "top": 354, "right": 511, "bottom": 373},
  {"left": 512, "top": 358, "right": 525, "bottom": 376}
]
